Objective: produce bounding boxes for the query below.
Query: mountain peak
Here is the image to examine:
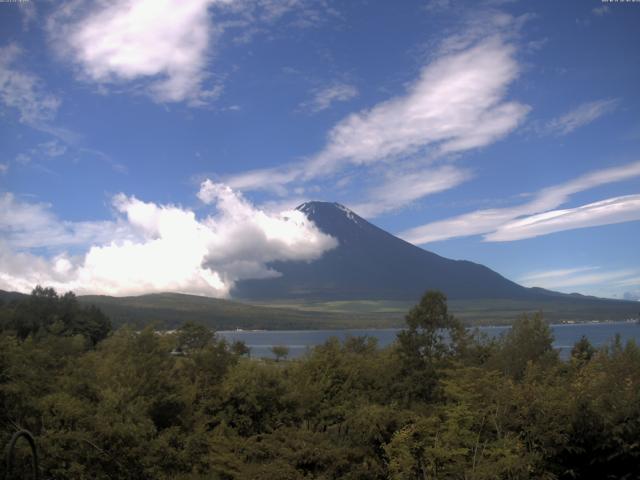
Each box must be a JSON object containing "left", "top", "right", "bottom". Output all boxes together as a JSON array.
[
  {"left": 297, "top": 201, "right": 350, "bottom": 212},
  {"left": 296, "top": 201, "right": 362, "bottom": 226}
]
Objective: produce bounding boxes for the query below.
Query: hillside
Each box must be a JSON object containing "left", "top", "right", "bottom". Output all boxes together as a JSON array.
[
  {"left": 76, "top": 292, "right": 398, "bottom": 330},
  {"left": 2, "top": 288, "right": 638, "bottom": 329}
]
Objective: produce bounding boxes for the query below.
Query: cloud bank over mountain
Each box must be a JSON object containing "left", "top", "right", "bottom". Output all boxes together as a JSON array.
[{"left": 0, "top": 182, "right": 336, "bottom": 297}]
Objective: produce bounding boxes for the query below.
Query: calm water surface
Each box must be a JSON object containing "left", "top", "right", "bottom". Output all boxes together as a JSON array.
[{"left": 219, "top": 321, "right": 640, "bottom": 359}]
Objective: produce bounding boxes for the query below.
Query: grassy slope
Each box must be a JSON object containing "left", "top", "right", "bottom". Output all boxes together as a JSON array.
[
  {"left": 4, "top": 290, "right": 638, "bottom": 330},
  {"left": 250, "top": 296, "right": 640, "bottom": 326},
  {"left": 77, "top": 293, "right": 400, "bottom": 330}
]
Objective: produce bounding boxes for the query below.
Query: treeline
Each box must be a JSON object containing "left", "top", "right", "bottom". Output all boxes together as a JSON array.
[{"left": 1, "top": 288, "right": 639, "bottom": 479}]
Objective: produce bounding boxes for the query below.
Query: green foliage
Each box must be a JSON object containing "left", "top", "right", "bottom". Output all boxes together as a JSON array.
[
  {"left": 231, "top": 340, "right": 251, "bottom": 357},
  {"left": 0, "top": 286, "right": 111, "bottom": 345},
  {"left": 396, "top": 291, "right": 468, "bottom": 403},
  {"left": 271, "top": 345, "right": 290, "bottom": 362},
  {"left": 177, "top": 321, "right": 214, "bottom": 352},
  {"left": 489, "top": 312, "right": 557, "bottom": 380},
  {"left": 570, "top": 335, "right": 596, "bottom": 366},
  {"left": 1, "top": 288, "right": 639, "bottom": 479}
]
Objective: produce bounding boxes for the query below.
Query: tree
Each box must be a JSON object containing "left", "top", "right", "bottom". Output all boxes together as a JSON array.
[
  {"left": 6, "top": 286, "right": 111, "bottom": 345},
  {"left": 571, "top": 335, "right": 596, "bottom": 365},
  {"left": 271, "top": 345, "right": 290, "bottom": 362},
  {"left": 231, "top": 340, "right": 251, "bottom": 357},
  {"left": 395, "top": 291, "right": 466, "bottom": 402},
  {"left": 491, "top": 312, "right": 557, "bottom": 380},
  {"left": 177, "top": 321, "right": 214, "bottom": 352}
]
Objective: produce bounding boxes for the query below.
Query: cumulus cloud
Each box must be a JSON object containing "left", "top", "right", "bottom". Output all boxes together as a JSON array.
[
  {"left": 0, "top": 183, "right": 336, "bottom": 297},
  {"left": 47, "top": 0, "right": 332, "bottom": 104},
  {"left": 541, "top": 98, "right": 619, "bottom": 136},
  {"left": 0, "top": 44, "right": 61, "bottom": 125},
  {"left": 302, "top": 83, "right": 359, "bottom": 113},
  {"left": 400, "top": 160, "right": 640, "bottom": 244},
  {"left": 48, "top": 0, "right": 224, "bottom": 104}
]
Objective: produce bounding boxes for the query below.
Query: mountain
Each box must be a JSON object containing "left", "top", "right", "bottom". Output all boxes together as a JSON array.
[
  {"left": 232, "top": 202, "right": 622, "bottom": 303},
  {"left": 1, "top": 202, "right": 637, "bottom": 327}
]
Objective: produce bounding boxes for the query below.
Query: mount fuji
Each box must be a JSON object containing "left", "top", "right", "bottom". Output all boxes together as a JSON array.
[{"left": 233, "top": 202, "right": 560, "bottom": 301}]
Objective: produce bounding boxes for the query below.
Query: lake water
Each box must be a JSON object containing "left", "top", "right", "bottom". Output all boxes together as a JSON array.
[{"left": 218, "top": 321, "right": 640, "bottom": 359}]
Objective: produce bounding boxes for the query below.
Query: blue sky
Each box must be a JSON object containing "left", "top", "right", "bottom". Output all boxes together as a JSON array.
[{"left": 0, "top": 0, "right": 639, "bottom": 300}]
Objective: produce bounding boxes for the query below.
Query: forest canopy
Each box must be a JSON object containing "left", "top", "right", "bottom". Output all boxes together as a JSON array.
[{"left": 1, "top": 288, "right": 639, "bottom": 479}]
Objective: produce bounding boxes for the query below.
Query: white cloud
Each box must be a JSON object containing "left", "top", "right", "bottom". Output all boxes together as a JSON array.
[
  {"left": 47, "top": 0, "right": 331, "bottom": 104},
  {"left": 351, "top": 165, "right": 472, "bottom": 217},
  {"left": 519, "top": 266, "right": 638, "bottom": 291},
  {"left": 400, "top": 160, "right": 640, "bottom": 244},
  {"left": 48, "top": 0, "right": 223, "bottom": 104},
  {"left": 312, "top": 35, "right": 526, "bottom": 179},
  {"left": 15, "top": 153, "right": 31, "bottom": 165},
  {"left": 542, "top": 98, "right": 618, "bottom": 136},
  {"left": 0, "top": 192, "right": 127, "bottom": 249},
  {"left": 40, "top": 140, "right": 68, "bottom": 158},
  {"left": 226, "top": 27, "right": 528, "bottom": 215},
  {"left": 19, "top": 1, "right": 38, "bottom": 30},
  {"left": 302, "top": 83, "right": 359, "bottom": 112},
  {"left": 227, "top": 166, "right": 300, "bottom": 195},
  {"left": 424, "top": 0, "right": 452, "bottom": 13},
  {"left": 592, "top": 5, "right": 610, "bottom": 16},
  {"left": 217, "top": 0, "right": 339, "bottom": 40},
  {"left": 486, "top": 194, "right": 640, "bottom": 242},
  {"left": 0, "top": 183, "right": 336, "bottom": 297},
  {"left": 0, "top": 163, "right": 8, "bottom": 175},
  {"left": 0, "top": 44, "right": 61, "bottom": 125}
]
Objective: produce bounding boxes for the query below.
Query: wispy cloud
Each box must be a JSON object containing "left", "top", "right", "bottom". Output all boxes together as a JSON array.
[
  {"left": 301, "top": 83, "right": 359, "bottom": 113},
  {"left": 541, "top": 98, "right": 619, "bottom": 136},
  {"left": 519, "top": 266, "right": 638, "bottom": 291},
  {"left": 400, "top": 160, "right": 640, "bottom": 244},
  {"left": 486, "top": 194, "right": 640, "bottom": 241},
  {"left": 0, "top": 44, "right": 61, "bottom": 125},
  {"left": 0, "top": 192, "right": 128, "bottom": 250},
  {"left": 351, "top": 165, "right": 473, "bottom": 217},
  {"left": 218, "top": 0, "right": 339, "bottom": 39},
  {"left": 18, "top": 1, "right": 37, "bottom": 30},
  {"left": 226, "top": 16, "right": 529, "bottom": 215},
  {"left": 0, "top": 46, "right": 114, "bottom": 174},
  {"left": 305, "top": 36, "right": 527, "bottom": 176},
  {"left": 9, "top": 140, "right": 126, "bottom": 175},
  {"left": 592, "top": 5, "right": 610, "bottom": 16}
]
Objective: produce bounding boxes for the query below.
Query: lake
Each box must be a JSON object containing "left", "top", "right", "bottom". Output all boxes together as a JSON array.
[{"left": 218, "top": 321, "right": 640, "bottom": 359}]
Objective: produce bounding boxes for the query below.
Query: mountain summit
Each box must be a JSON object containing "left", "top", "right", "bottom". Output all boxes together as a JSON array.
[{"left": 233, "top": 201, "right": 537, "bottom": 301}]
